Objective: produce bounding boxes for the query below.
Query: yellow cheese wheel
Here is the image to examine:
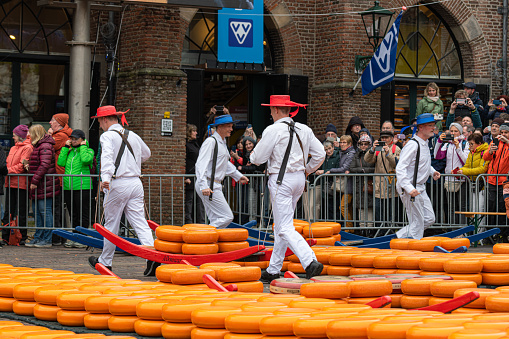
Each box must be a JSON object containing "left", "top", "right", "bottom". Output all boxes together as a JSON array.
[
  {"left": 408, "top": 239, "right": 441, "bottom": 252},
  {"left": 390, "top": 239, "right": 413, "bottom": 250},
  {"left": 155, "top": 265, "right": 198, "bottom": 282},
  {"left": 259, "top": 314, "right": 311, "bottom": 336},
  {"left": 216, "top": 267, "right": 261, "bottom": 283},
  {"left": 306, "top": 237, "right": 336, "bottom": 246},
  {"left": 0, "top": 296, "right": 16, "bottom": 312},
  {"left": 293, "top": 316, "right": 337, "bottom": 338},
  {"left": 134, "top": 319, "right": 165, "bottom": 337},
  {"left": 57, "top": 310, "right": 89, "bottom": 327},
  {"left": 0, "top": 279, "right": 31, "bottom": 297},
  {"left": 406, "top": 323, "right": 465, "bottom": 339},
  {"left": 108, "top": 315, "right": 138, "bottom": 333},
  {"left": 367, "top": 319, "right": 426, "bottom": 338},
  {"left": 302, "top": 226, "right": 333, "bottom": 238},
  {"left": 227, "top": 281, "right": 264, "bottom": 293},
  {"left": 218, "top": 241, "right": 250, "bottom": 252},
  {"left": 453, "top": 288, "right": 500, "bottom": 309},
  {"left": 12, "top": 283, "right": 52, "bottom": 302},
  {"left": 396, "top": 256, "right": 427, "bottom": 270},
  {"left": 161, "top": 322, "right": 197, "bottom": 339},
  {"left": 156, "top": 226, "right": 184, "bottom": 242},
  {"left": 430, "top": 279, "right": 478, "bottom": 298},
  {"left": 444, "top": 260, "right": 483, "bottom": 274},
  {"left": 0, "top": 326, "right": 49, "bottom": 337},
  {"left": 485, "top": 293, "right": 509, "bottom": 312},
  {"left": 300, "top": 282, "right": 350, "bottom": 299},
  {"left": 162, "top": 301, "right": 212, "bottom": 322},
  {"left": 347, "top": 280, "right": 393, "bottom": 298},
  {"left": 170, "top": 269, "right": 216, "bottom": 285},
  {"left": 137, "top": 298, "right": 177, "bottom": 320},
  {"left": 182, "top": 243, "right": 219, "bottom": 255},
  {"left": 225, "top": 312, "right": 272, "bottom": 333},
  {"left": 493, "top": 243, "right": 509, "bottom": 254},
  {"left": 217, "top": 229, "right": 249, "bottom": 242},
  {"left": 84, "top": 313, "right": 112, "bottom": 330},
  {"left": 182, "top": 229, "right": 219, "bottom": 244},
  {"left": 311, "top": 222, "right": 341, "bottom": 234},
  {"left": 481, "top": 257, "right": 509, "bottom": 273},
  {"left": 482, "top": 272, "right": 509, "bottom": 286},
  {"left": 449, "top": 329, "right": 508, "bottom": 339},
  {"left": 329, "top": 252, "right": 362, "bottom": 266},
  {"left": 326, "top": 316, "right": 380, "bottom": 339},
  {"left": 448, "top": 274, "right": 483, "bottom": 286},
  {"left": 190, "top": 328, "right": 229, "bottom": 339},
  {"left": 350, "top": 254, "right": 379, "bottom": 268},
  {"left": 440, "top": 238, "right": 471, "bottom": 251},
  {"left": 288, "top": 298, "right": 337, "bottom": 310},
  {"left": 326, "top": 266, "right": 351, "bottom": 276},
  {"left": 154, "top": 239, "right": 183, "bottom": 253},
  {"left": 191, "top": 306, "right": 242, "bottom": 329},
  {"left": 18, "top": 330, "right": 76, "bottom": 338},
  {"left": 57, "top": 292, "right": 102, "bottom": 311},
  {"left": 401, "top": 278, "right": 443, "bottom": 296},
  {"left": 33, "top": 303, "right": 61, "bottom": 321},
  {"left": 12, "top": 300, "right": 36, "bottom": 316},
  {"left": 419, "top": 257, "right": 449, "bottom": 272},
  {"left": 372, "top": 255, "right": 399, "bottom": 269},
  {"left": 109, "top": 296, "right": 155, "bottom": 316},
  {"left": 400, "top": 295, "right": 431, "bottom": 309}
]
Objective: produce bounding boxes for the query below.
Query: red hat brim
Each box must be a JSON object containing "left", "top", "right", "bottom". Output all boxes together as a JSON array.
[
  {"left": 90, "top": 109, "right": 129, "bottom": 119},
  {"left": 261, "top": 102, "right": 308, "bottom": 107}
]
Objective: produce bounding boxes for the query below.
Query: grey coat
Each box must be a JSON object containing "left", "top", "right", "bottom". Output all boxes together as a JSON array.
[{"left": 330, "top": 146, "right": 356, "bottom": 194}]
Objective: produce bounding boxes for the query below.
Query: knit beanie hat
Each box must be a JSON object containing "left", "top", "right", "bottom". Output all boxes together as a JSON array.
[
  {"left": 358, "top": 134, "right": 372, "bottom": 145},
  {"left": 13, "top": 125, "right": 28, "bottom": 139},
  {"left": 500, "top": 123, "right": 509, "bottom": 132},
  {"left": 53, "top": 113, "right": 69, "bottom": 127},
  {"left": 492, "top": 118, "right": 504, "bottom": 126},
  {"left": 325, "top": 123, "right": 338, "bottom": 135},
  {"left": 449, "top": 122, "right": 463, "bottom": 134}
]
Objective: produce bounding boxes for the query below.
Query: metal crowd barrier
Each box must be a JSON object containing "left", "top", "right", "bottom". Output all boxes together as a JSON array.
[{"left": 2, "top": 172, "right": 507, "bottom": 240}]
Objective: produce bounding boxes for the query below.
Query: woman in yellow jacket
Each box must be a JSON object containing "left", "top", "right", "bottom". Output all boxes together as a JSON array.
[{"left": 458, "top": 133, "right": 489, "bottom": 214}]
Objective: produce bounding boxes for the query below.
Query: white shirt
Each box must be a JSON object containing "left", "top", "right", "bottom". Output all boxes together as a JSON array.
[
  {"left": 100, "top": 123, "right": 151, "bottom": 183},
  {"left": 396, "top": 135, "right": 436, "bottom": 194},
  {"left": 195, "top": 132, "right": 243, "bottom": 191},
  {"left": 250, "top": 117, "right": 325, "bottom": 175}
]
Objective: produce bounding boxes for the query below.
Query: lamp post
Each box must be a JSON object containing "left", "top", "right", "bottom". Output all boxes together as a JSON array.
[{"left": 360, "top": 1, "right": 395, "bottom": 52}]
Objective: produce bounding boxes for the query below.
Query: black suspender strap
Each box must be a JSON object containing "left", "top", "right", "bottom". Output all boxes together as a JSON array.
[
  {"left": 209, "top": 138, "right": 218, "bottom": 201},
  {"left": 278, "top": 121, "right": 306, "bottom": 185},
  {"left": 410, "top": 138, "right": 420, "bottom": 201},
  {"left": 111, "top": 129, "right": 136, "bottom": 179}
]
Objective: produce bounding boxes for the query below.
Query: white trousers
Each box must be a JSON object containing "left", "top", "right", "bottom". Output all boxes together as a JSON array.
[
  {"left": 267, "top": 171, "right": 316, "bottom": 275},
  {"left": 99, "top": 177, "right": 154, "bottom": 267},
  {"left": 196, "top": 182, "right": 233, "bottom": 229},
  {"left": 396, "top": 190, "right": 435, "bottom": 239}
]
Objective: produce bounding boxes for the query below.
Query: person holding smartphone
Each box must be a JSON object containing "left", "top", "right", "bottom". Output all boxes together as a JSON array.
[
  {"left": 485, "top": 95, "right": 509, "bottom": 120},
  {"left": 484, "top": 118, "right": 503, "bottom": 144},
  {"left": 446, "top": 90, "right": 482, "bottom": 128}
]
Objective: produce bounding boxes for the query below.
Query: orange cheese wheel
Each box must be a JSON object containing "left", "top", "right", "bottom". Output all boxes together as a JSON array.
[
  {"left": 161, "top": 322, "right": 197, "bottom": 339},
  {"left": 294, "top": 219, "right": 310, "bottom": 226},
  {"left": 75, "top": 276, "right": 119, "bottom": 282},
  {"left": 134, "top": 319, "right": 165, "bottom": 337},
  {"left": 408, "top": 239, "right": 441, "bottom": 252},
  {"left": 170, "top": 269, "right": 216, "bottom": 285},
  {"left": 225, "top": 281, "right": 264, "bottom": 293},
  {"left": 462, "top": 320, "right": 509, "bottom": 331},
  {"left": 496, "top": 286, "right": 509, "bottom": 293},
  {"left": 33, "top": 303, "right": 61, "bottom": 321},
  {"left": 419, "top": 257, "right": 449, "bottom": 272},
  {"left": 109, "top": 296, "right": 155, "bottom": 316},
  {"left": 0, "top": 279, "right": 31, "bottom": 297},
  {"left": 329, "top": 252, "right": 361, "bottom": 266},
  {"left": 218, "top": 241, "right": 250, "bottom": 252},
  {"left": 137, "top": 299, "right": 175, "bottom": 320},
  {"left": 57, "top": 310, "right": 89, "bottom": 327},
  {"left": 372, "top": 255, "right": 399, "bottom": 269},
  {"left": 349, "top": 268, "right": 375, "bottom": 275},
  {"left": 397, "top": 269, "right": 422, "bottom": 274},
  {"left": 182, "top": 229, "right": 219, "bottom": 244},
  {"left": 244, "top": 262, "right": 270, "bottom": 269},
  {"left": 288, "top": 298, "right": 337, "bottom": 310},
  {"left": 314, "top": 252, "right": 332, "bottom": 265},
  {"left": 182, "top": 243, "right": 218, "bottom": 255},
  {"left": 156, "top": 226, "right": 184, "bottom": 242},
  {"left": 302, "top": 226, "right": 333, "bottom": 238},
  {"left": 311, "top": 222, "right": 341, "bottom": 234},
  {"left": 390, "top": 239, "right": 413, "bottom": 250},
  {"left": 240, "top": 302, "right": 287, "bottom": 313},
  {"left": 444, "top": 260, "right": 483, "bottom": 274},
  {"left": 108, "top": 315, "right": 138, "bottom": 333},
  {"left": 191, "top": 306, "right": 242, "bottom": 329},
  {"left": 84, "top": 313, "right": 112, "bottom": 330},
  {"left": 326, "top": 316, "right": 380, "bottom": 339},
  {"left": 401, "top": 278, "right": 443, "bottom": 296},
  {"left": 155, "top": 265, "right": 198, "bottom": 282},
  {"left": 367, "top": 319, "right": 426, "bottom": 338},
  {"left": 0, "top": 320, "right": 24, "bottom": 329},
  {"left": 396, "top": 256, "right": 427, "bottom": 270},
  {"left": 59, "top": 336, "right": 130, "bottom": 338},
  {"left": 162, "top": 301, "right": 211, "bottom": 322},
  {"left": 217, "top": 229, "right": 249, "bottom": 242},
  {"left": 448, "top": 274, "right": 483, "bottom": 285},
  {"left": 300, "top": 282, "right": 350, "bottom": 299},
  {"left": 293, "top": 316, "right": 337, "bottom": 338},
  {"left": 449, "top": 329, "right": 508, "bottom": 339},
  {"left": 350, "top": 254, "right": 379, "bottom": 268},
  {"left": 223, "top": 334, "right": 264, "bottom": 339},
  {"left": 12, "top": 300, "right": 36, "bottom": 316},
  {"left": 406, "top": 324, "right": 464, "bottom": 339},
  {"left": 440, "top": 238, "right": 471, "bottom": 251},
  {"left": 400, "top": 295, "right": 431, "bottom": 309},
  {"left": 306, "top": 237, "right": 336, "bottom": 246},
  {"left": 482, "top": 272, "right": 509, "bottom": 286},
  {"left": 57, "top": 291, "right": 102, "bottom": 311},
  {"left": 0, "top": 297, "right": 16, "bottom": 312},
  {"left": 12, "top": 283, "right": 51, "bottom": 302},
  {"left": 85, "top": 295, "right": 124, "bottom": 314},
  {"left": 453, "top": 288, "right": 500, "bottom": 309},
  {"left": 0, "top": 326, "right": 49, "bottom": 336},
  {"left": 259, "top": 314, "right": 311, "bottom": 336},
  {"left": 389, "top": 294, "right": 403, "bottom": 308},
  {"left": 211, "top": 298, "right": 257, "bottom": 308},
  {"left": 452, "top": 308, "right": 490, "bottom": 315},
  {"left": 201, "top": 262, "right": 241, "bottom": 269},
  {"left": 481, "top": 257, "right": 509, "bottom": 273},
  {"left": 190, "top": 328, "right": 229, "bottom": 339},
  {"left": 347, "top": 280, "right": 393, "bottom": 298},
  {"left": 474, "top": 313, "right": 509, "bottom": 321},
  {"left": 257, "top": 295, "right": 305, "bottom": 305},
  {"left": 182, "top": 224, "right": 216, "bottom": 229},
  {"left": 18, "top": 330, "right": 76, "bottom": 338},
  {"left": 485, "top": 293, "right": 509, "bottom": 312},
  {"left": 430, "top": 280, "right": 478, "bottom": 297},
  {"left": 493, "top": 244, "right": 509, "bottom": 254},
  {"left": 216, "top": 267, "right": 261, "bottom": 283},
  {"left": 154, "top": 239, "right": 183, "bottom": 253},
  {"left": 225, "top": 312, "right": 272, "bottom": 333},
  {"left": 327, "top": 266, "right": 351, "bottom": 276},
  {"left": 422, "top": 315, "right": 474, "bottom": 325},
  {"left": 373, "top": 269, "right": 398, "bottom": 275}
]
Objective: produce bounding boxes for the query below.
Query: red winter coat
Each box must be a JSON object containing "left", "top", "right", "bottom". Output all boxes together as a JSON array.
[
  {"left": 28, "top": 134, "right": 60, "bottom": 200},
  {"left": 5, "top": 138, "right": 33, "bottom": 189}
]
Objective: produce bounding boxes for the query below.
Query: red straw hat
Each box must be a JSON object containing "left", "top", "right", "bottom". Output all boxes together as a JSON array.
[
  {"left": 91, "top": 105, "right": 130, "bottom": 126},
  {"left": 261, "top": 95, "right": 308, "bottom": 117}
]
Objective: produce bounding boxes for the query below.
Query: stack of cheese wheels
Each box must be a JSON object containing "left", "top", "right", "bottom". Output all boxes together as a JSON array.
[
  {"left": 292, "top": 219, "right": 310, "bottom": 235},
  {"left": 302, "top": 222, "right": 341, "bottom": 246},
  {"left": 391, "top": 237, "right": 470, "bottom": 252},
  {"left": 12, "top": 281, "right": 51, "bottom": 317},
  {"left": 217, "top": 229, "right": 250, "bottom": 253},
  {"left": 84, "top": 293, "right": 130, "bottom": 331},
  {"left": 134, "top": 295, "right": 178, "bottom": 337},
  {"left": 191, "top": 303, "right": 242, "bottom": 339},
  {"left": 161, "top": 298, "right": 212, "bottom": 339},
  {"left": 346, "top": 278, "right": 393, "bottom": 304},
  {"left": 443, "top": 257, "right": 484, "bottom": 285},
  {"left": 481, "top": 255, "right": 509, "bottom": 286},
  {"left": 216, "top": 267, "right": 264, "bottom": 293},
  {"left": 400, "top": 278, "right": 446, "bottom": 309},
  {"left": 56, "top": 290, "right": 101, "bottom": 327},
  {"left": 109, "top": 295, "right": 151, "bottom": 333},
  {"left": 154, "top": 224, "right": 220, "bottom": 255},
  {"left": 429, "top": 279, "right": 478, "bottom": 307}
]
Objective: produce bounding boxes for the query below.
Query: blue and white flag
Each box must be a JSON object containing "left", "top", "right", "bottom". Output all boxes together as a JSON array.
[{"left": 362, "top": 11, "right": 403, "bottom": 96}]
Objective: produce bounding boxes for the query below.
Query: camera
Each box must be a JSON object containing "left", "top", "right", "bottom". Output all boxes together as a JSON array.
[
  {"left": 374, "top": 140, "right": 386, "bottom": 152},
  {"left": 443, "top": 133, "right": 454, "bottom": 142},
  {"left": 397, "top": 134, "right": 406, "bottom": 140},
  {"left": 456, "top": 98, "right": 466, "bottom": 105},
  {"left": 494, "top": 138, "right": 500, "bottom": 147},
  {"left": 493, "top": 100, "right": 502, "bottom": 106},
  {"left": 326, "top": 137, "right": 336, "bottom": 142}
]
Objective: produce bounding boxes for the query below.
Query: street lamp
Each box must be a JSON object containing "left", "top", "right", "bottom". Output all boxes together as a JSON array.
[{"left": 360, "top": 1, "right": 395, "bottom": 52}]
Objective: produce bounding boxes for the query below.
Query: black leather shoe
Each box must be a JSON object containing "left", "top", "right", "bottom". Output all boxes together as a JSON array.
[
  {"left": 0, "top": 239, "right": 8, "bottom": 246},
  {"left": 260, "top": 271, "right": 280, "bottom": 283},
  {"left": 305, "top": 260, "right": 324, "bottom": 279},
  {"left": 88, "top": 256, "right": 112, "bottom": 272},
  {"left": 144, "top": 260, "right": 161, "bottom": 276}
]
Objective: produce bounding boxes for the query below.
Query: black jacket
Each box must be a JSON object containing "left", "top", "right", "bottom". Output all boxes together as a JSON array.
[{"left": 185, "top": 139, "right": 201, "bottom": 189}]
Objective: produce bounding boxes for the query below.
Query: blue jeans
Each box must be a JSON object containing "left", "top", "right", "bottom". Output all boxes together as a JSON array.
[{"left": 32, "top": 198, "right": 53, "bottom": 243}]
